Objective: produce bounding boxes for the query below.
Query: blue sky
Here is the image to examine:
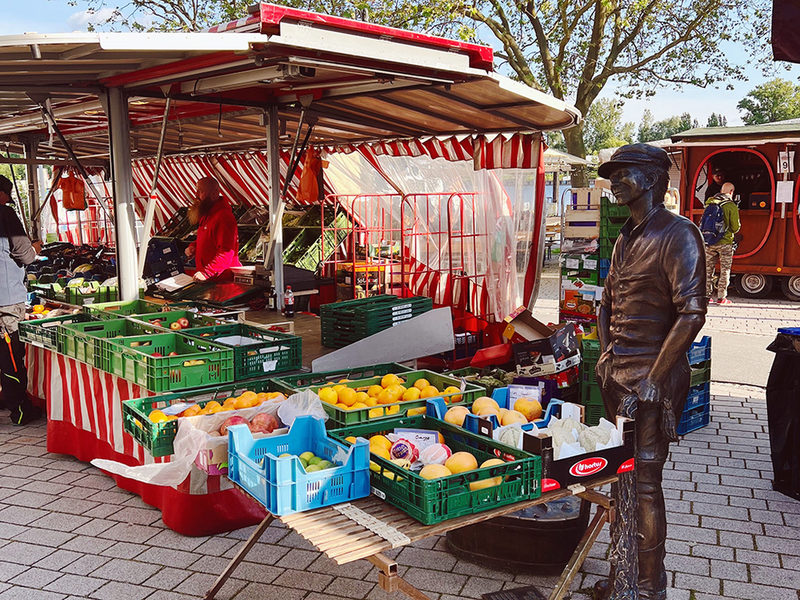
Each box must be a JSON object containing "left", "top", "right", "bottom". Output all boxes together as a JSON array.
[{"left": 3, "top": 0, "right": 799, "bottom": 128}]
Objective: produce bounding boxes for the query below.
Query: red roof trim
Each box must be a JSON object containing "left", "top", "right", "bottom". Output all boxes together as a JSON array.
[{"left": 257, "top": 3, "right": 494, "bottom": 71}]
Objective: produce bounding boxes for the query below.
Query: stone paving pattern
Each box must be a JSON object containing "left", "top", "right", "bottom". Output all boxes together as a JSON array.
[{"left": 1, "top": 383, "right": 798, "bottom": 599}]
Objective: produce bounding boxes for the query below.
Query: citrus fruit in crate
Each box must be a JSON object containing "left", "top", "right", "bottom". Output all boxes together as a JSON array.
[
  {"left": 381, "top": 373, "right": 403, "bottom": 388},
  {"left": 377, "top": 390, "right": 394, "bottom": 405},
  {"left": 318, "top": 387, "right": 338, "bottom": 404},
  {"left": 444, "top": 405, "right": 469, "bottom": 426},
  {"left": 367, "top": 385, "right": 383, "bottom": 398},
  {"left": 445, "top": 452, "right": 478, "bottom": 474},
  {"left": 402, "top": 387, "right": 421, "bottom": 402},
  {"left": 338, "top": 387, "right": 358, "bottom": 407},
  {"left": 469, "top": 458, "right": 505, "bottom": 490},
  {"left": 443, "top": 386, "right": 462, "bottom": 402},
  {"left": 420, "top": 385, "right": 440, "bottom": 399},
  {"left": 413, "top": 378, "right": 430, "bottom": 391},
  {"left": 419, "top": 464, "right": 452, "bottom": 479},
  {"left": 369, "top": 435, "right": 392, "bottom": 452},
  {"left": 148, "top": 410, "right": 168, "bottom": 423}
]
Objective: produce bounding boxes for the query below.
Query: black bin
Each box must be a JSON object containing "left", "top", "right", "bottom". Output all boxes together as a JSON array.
[{"left": 766, "top": 327, "right": 800, "bottom": 501}]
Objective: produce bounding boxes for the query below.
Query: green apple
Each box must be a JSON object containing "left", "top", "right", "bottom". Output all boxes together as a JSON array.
[
  {"left": 299, "top": 457, "right": 309, "bottom": 468},
  {"left": 305, "top": 464, "right": 323, "bottom": 473},
  {"left": 318, "top": 460, "right": 334, "bottom": 470},
  {"left": 308, "top": 456, "right": 322, "bottom": 466},
  {"left": 299, "top": 451, "right": 315, "bottom": 463}
]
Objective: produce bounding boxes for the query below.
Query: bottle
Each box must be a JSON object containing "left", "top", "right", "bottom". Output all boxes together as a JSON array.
[
  {"left": 284, "top": 286, "right": 294, "bottom": 318},
  {"left": 267, "top": 286, "right": 276, "bottom": 311}
]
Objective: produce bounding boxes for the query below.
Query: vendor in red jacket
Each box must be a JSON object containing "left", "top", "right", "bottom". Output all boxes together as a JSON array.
[{"left": 185, "top": 177, "right": 242, "bottom": 281}]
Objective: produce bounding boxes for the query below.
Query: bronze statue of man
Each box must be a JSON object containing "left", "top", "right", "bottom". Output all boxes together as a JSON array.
[{"left": 594, "top": 144, "right": 707, "bottom": 600}]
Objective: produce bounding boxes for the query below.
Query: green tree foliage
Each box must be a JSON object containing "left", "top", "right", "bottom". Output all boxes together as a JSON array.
[
  {"left": 706, "top": 112, "right": 728, "bottom": 127},
  {"left": 638, "top": 110, "right": 698, "bottom": 142},
  {"left": 75, "top": 0, "right": 770, "bottom": 185},
  {"left": 584, "top": 99, "right": 635, "bottom": 153},
  {"left": 737, "top": 78, "right": 800, "bottom": 125}
]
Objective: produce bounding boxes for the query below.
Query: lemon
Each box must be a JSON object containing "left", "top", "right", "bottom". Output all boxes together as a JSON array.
[
  {"left": 377, "top": 390, "right": 394, "bottom": 405},
  {"left": 402, "top": 387, "right": 421, "bottom": 402},
  {"left": 351, "top": 402, "right": 368, "bottom": 410},
  {"left": 367, "top": 385, "right": 384, "bottom": 398},
  {"left": 333, "top": 384, "right": 348, "bottom": 394},
  {"left": 386, "top": 404, "right": 400, "bottom": 415},
  {"left": 369, "top": 435, "right": 392, "bottom": 452},
  {"left": 413, "top": 378, "right": 430, "bottom": 391},
  {"left": 345, "top": 436, "right": 358, "bottom": 444},
  {"left": 364, "top": 396, "right": 378, "bottom": 407},
  {"left": 338, "top": 387, "right": 357, "bottom": 407},
  {"left": 369, "top": 407, "right": 385, "bottom": 419},
  {"left": 406, "top": 406, "right": 426, "bottom": 416},
  {"left": 387, "top": 384, "right": 406, "bottom": 403},
  {"left": 355, "top": 391, "right": 371, "bottom": 405},
  {"left": 149, "top": 410, "right": 168, "bottom": 423},
  {"left": 318, "top": 387, "right": 338, "bottom": 404}
]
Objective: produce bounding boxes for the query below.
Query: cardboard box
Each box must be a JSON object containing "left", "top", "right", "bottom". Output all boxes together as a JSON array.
[
  {"left": 522, "top": 417, "right": 635, "bottom": 492},
  {"left": 502, "top": 307, "right": 579, "bottom": 377}
]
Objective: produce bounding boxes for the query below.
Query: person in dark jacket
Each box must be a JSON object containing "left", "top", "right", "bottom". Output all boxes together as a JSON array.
[{"left": 0, "top": 175, "right": 41, "bottom": 424}]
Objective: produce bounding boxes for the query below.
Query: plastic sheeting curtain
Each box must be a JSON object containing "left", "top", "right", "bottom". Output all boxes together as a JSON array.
[{"left": 323, "top": 151, "right": 540, "bottom": 321}]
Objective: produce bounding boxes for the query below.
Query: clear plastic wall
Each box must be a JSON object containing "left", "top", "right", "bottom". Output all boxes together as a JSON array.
[{"left": 324, "top": 151, "right": 540, "bottom": 321}]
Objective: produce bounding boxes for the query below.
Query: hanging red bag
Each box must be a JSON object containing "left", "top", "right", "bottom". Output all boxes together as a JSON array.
[{"left": 59, "top": 170, "right": 86, "bottom": 210}]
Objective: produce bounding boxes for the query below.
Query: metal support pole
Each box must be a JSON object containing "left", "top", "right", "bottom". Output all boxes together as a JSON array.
[
  {"left": 137, "top": 96, "right": 172, "bottom": 279},
  {"left": 265, "top": 106, "right": 284, "bottom": 309},
  {"left": 104, "top": 88, "right": 139, "bottom": 300},
  {"left": 23, "top": 139, "right": 41, "bottom": 241}
]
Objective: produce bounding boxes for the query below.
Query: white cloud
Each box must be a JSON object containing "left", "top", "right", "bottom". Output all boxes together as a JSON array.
[{"left": 67, "top": 7, "right": 119, "bottom": 30}]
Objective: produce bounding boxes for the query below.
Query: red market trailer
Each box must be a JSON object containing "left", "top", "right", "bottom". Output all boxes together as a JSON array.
[{"left": 672, "top": 122, "right": 800, "bottom": 300}]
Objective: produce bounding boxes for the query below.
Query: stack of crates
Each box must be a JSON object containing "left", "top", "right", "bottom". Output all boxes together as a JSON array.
[
  {"left": 679, "top": 336, "right": 712, "bottom": 435},
  {"left": 579, "top": 335, "right": 712, "bottom": 434},
  {"left": 579, "top": 337, "right": 605, "bottom": 426},
  {"left": 597, "top": 197, "right": 629, "bottom": 281},
  {"left": 320, "top": 295, "right": 433, "bottom": 348},
  {"left": 559, "top": 189, "right": 605, "bottom": 326}
]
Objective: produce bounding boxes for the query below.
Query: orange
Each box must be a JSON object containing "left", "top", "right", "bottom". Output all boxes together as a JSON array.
[
  {"left": 367, "top": 385, "right": 384, "bottom": 398},
  {"left": 338, "top": 387, "right": 358, "bottom": 407},
  {"left": 333, "top": 384, "right": 348, "bottom": 395},
  {"left": 181, "top": 405, "right": 201, "bottom": 418},
  {"left": 222, "top": 397, "right": 237, "bottom": 406},
  {"left": 381, "top": 374, "right": 403, "bottom": 389},
  {"left": 387, "top": 384, "right": 406, "bottom": 403},
  {"left": 363, "top": 395, "right": 378, "bottom": 407},
  {"left": 377, "top": 390, "right": 394, "bottom": 405},
  {"left": 355, "top": 391, "right": 371, "bottom": 404},
  {"left": 351, "top": 402, "right": 368, "bottom": 410},
  {"left": 368, "top": 407, "right": 385, "bottom": 419},
  {"left": 406, "top": 406, "right": 426, "bottom": 416},
  {"left": 207, "top": 404, "right": 225, "bottom": 414},
  {"left": 204, "top": 401, "right": 222, "bottom": 411},
  {"left": 413, "top": 378, "right": 430, "bottom": 391},
  {"left": 402, "top": 387, "right": 421, "bottom": 402},
  {"left": 345, "top": 436, "right": 358, "bottom": 444},
  {"left": 443, "top": 386, "right": 462, "bottom": 402},
  {"left": 420, "top": 385, "right": 440, "bottom": 399},
  {"left": 148, "top": 410, "right": 168, "bottom": 423},
  {"left": 385, "top": 404, "right": 400, "bottom": 415}
]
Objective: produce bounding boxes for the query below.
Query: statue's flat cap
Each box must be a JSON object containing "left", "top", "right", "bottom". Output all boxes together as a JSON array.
[{"left": 598, "top": 143, "right": 671, "bottom": 178}]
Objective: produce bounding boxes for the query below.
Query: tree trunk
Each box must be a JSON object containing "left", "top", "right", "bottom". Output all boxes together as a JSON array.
[{"left": 563, "top": 124, "right": 588, "bottom": 188}]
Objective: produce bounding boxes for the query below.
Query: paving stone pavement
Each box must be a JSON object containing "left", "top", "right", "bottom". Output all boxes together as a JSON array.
[{"left": 1, "top": 383, "right": 798, "bottom": 600}]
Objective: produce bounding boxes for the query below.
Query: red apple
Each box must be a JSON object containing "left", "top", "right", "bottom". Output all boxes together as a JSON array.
[
  {"left": 168, "top": 351, "right": 179, "bottom": 356},
  {"left": 152, "top": 320, "right": 163, "bottom": 327},
  {"left": 177, "top": 317, "right": 190, "bottom": 329},
  {"left": 249, "top": 413, "right": 279, "bottom": 434},
  {"left": 219, "top": 416, "right": 248, "bottom": 435},
  {"left": 170, "top": 322, "right": 182, "bottom": 331},
  {"left": 151, "top": 352, "right": 163, "bottom": 357}
]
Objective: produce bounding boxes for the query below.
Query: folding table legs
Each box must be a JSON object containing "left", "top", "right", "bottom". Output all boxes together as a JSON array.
[
  {"left": 205, "top": 513, "right": 275, "bottom": 600},
  {"left": 367, "top": 553, "right": 432, "bottom": 600}
]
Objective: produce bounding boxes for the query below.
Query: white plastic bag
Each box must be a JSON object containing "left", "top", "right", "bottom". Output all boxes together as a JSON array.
[{"left": 277, "top": 389, "right": 328, "bottom": 427}]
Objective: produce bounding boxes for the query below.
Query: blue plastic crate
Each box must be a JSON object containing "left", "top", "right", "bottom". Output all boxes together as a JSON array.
[
  {"left": 684, "top": 382, "right": 711, "bottom": 411},
  {"left": 778, "top": 327, "right": 800, "bottom": 335},
  {"left": 677, "top": 404, "right": 710, "bottom": 436},
  {"left": 227, "top": 415, "right": 370, "bottom": 516},
  {"left": 425, "top": 394, "right": 563, "bottom": 433},
  {"left": 687, "top": 336, "right": 712, "bottom": 366},
  {"left": 598, "top": 258, "right": 610, "bottom": 281}
]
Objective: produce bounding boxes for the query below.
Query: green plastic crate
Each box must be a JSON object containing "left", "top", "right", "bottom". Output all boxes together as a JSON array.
[
  {"left": 85, "top": 299, "right": 164, "bottom": 320},
  {"left": 65, "top": 285, "right": 118, "bottom": 307},
  {"left": 58, "top": 318, "right": 158, "bottom": 369},
  {"left": 601, "top": 198, "right": 629, "bottom": 219},
  {"left": 581, "top": 383, "right": 606, "bottom": 426},
  {"left": 19, "top": 312, "right": 95, "bottom": 351},
  {"left": 562, "top": 269, "right": 600, "bottom": 286},
  {"left": 600, "top": 221, "right": 624, "bottom": 240},
  {"left": 129, "top": 310, "right": 222, "bottom": 330},
  {"left": 690, "top": 361, "right": 711, "bottom": 386},
  {"left": 269, "top": 363, "right": 414, "bottom": 395},
  {"left": 188, "top": 322, "right": 302, "bottom": 380},
  {"left": 104, "top": 332, "right": 234, "bottom": 392},
  {"left": 330, "top": 415, "right": 541, "bottom": 524},
  {"left": 582, "top": 338, "right": 601, "bottom": 362},
  {"left": 598, "top": 238, "right": 614, "bottom": 259},
  {"left": 122, "top": 379, "right": 275, "bottom": 457},
  {"left": 309, "top": 370, "right": 486, "bottom": 428},
  {"left": 321, "top": 296, "right": 433, "bottom": 348}
]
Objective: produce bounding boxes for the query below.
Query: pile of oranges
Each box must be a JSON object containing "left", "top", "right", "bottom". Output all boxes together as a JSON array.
[
  {"left": 148, "top": 390, "right": 285, "bottom": 422},
  {"left": 317, "top": 373, "right": 462, "bottom": 419}
]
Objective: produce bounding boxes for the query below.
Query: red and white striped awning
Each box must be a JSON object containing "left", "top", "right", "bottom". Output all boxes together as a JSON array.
[{"left": 131, "top": 133, "right": 541, "bottom": 228}]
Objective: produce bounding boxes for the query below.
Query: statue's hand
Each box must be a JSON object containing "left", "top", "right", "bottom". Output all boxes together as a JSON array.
[
  {"left": 635, "top": 379, "right": 660, "bottom": 404},
  {"left": 619, "top": 393, "right": 638, "bottom": 419}
]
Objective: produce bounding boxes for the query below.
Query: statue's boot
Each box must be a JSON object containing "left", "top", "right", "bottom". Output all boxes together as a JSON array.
[{"left": 638, "top": 542, "right": 667, "bottom": 600}]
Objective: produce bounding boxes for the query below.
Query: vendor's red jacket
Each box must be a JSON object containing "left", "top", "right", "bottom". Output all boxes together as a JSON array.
[{"left": 191, "top": 199, "right": 242, "bottom": 279}]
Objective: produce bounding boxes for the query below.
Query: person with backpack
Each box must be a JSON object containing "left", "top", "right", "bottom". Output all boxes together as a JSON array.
[{"left": 701, "top": 182, "right": 740, "bottom": 304}]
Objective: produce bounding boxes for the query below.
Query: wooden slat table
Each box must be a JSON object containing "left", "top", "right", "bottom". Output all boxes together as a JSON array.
[{"left": 206, "top": 475, "right": 617, "bottom": 600}]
